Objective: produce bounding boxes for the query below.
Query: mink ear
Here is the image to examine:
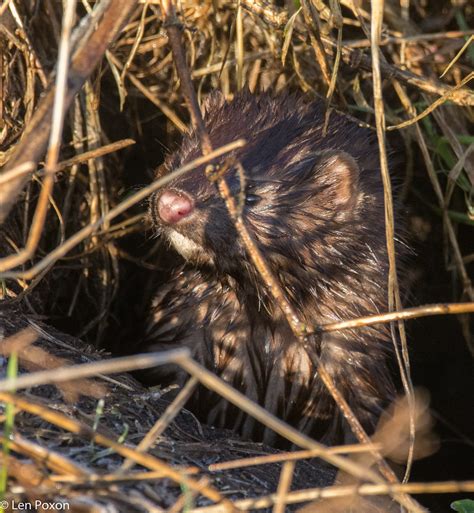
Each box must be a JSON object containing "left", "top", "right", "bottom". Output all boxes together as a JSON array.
[{"left": 316, "top": 150, "right": 360, "bottom": 210}]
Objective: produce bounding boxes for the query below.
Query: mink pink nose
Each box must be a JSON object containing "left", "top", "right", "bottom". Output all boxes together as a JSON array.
[{"left": 157, "top": 190, "right": 194, "bottom": 224}]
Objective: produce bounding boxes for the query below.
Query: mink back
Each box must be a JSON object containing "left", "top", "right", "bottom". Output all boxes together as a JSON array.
[{"left": 138, "top": 90, "right": 404, "bottom": 447}]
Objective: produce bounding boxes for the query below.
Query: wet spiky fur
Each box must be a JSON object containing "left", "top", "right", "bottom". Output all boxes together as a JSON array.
[{"left": 141, "top": 91, "right": 401, "bottom": 447}]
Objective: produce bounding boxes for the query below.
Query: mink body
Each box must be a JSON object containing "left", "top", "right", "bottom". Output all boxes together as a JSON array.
[{"left": 140, "top": 91, "right": 402, "bottom": 446}]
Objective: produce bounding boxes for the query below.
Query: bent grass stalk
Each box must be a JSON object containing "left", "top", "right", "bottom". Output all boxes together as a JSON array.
[{"left": 0, "top": 350, "right": 18, "bottom": 509}]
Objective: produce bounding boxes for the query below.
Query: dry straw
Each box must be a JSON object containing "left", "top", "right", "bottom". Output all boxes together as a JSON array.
[{"left": 0, "top": 0, "right": 473, "bottom": 511}]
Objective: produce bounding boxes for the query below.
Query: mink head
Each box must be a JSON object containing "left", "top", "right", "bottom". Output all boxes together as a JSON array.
[{"left": 149, "top": 91, "right": 390, "bottom": 305}]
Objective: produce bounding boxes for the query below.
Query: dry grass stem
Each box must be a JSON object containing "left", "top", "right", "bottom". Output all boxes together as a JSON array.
[
  {"left": 0, "top": 348, "right": 190, "bottom": 392},
  {"left": 208, "top": 444, "right": 383, "bottom": 472},
  {"left": 187, "top": 480, "right": 474, "bottom": 512},
  {"left": 322, "top": 302, "right": 474, "bottom": 331},
  {"left": 119, "top": 375, "right": 199, "bottom": 471},
  {"left": 370, "top": 0, "right": 416, "bottom": 486}
]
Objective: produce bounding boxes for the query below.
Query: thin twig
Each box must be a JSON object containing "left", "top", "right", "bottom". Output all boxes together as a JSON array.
[
  {"left": 187, "top": 480, "right": 474, "bottom": 512},
  {"left": 371, "top": 0, "right": 417, "bottom": 489},
  {"left": 208, "top": 444, "right": 382, "bottom": 471},
  {"left": 321, "top": 302, "right": 474, "bottom": 332},
  {"left": 119, "top": 375, "right": 199, "bottom": 471},
  {"left": 387, "top": 72, "right": 474, "bottom": 130},
  {"left": 0, "top": 349, "right": 190, "bottom": 392},
  {"left": 272, "top": 461, "right": 295, "bottom": 513}
]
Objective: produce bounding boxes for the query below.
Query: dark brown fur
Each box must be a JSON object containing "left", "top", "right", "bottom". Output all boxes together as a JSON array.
[{"left": 140, "top": 91, "right": 402, "bottom": 447}]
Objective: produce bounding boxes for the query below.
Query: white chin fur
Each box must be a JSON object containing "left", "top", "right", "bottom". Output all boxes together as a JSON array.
[{"left": 167, "top": 229, "right": 203, "bottom": 261}]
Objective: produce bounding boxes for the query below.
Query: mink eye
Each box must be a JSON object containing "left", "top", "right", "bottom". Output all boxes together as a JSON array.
[{"left": 245, "top": 193, "right": 262, "bottom": 206}]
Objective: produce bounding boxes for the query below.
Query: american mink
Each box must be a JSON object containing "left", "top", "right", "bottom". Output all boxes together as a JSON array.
[{"left": 140, "top": 91, "right": 401, "bottom": 447}]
